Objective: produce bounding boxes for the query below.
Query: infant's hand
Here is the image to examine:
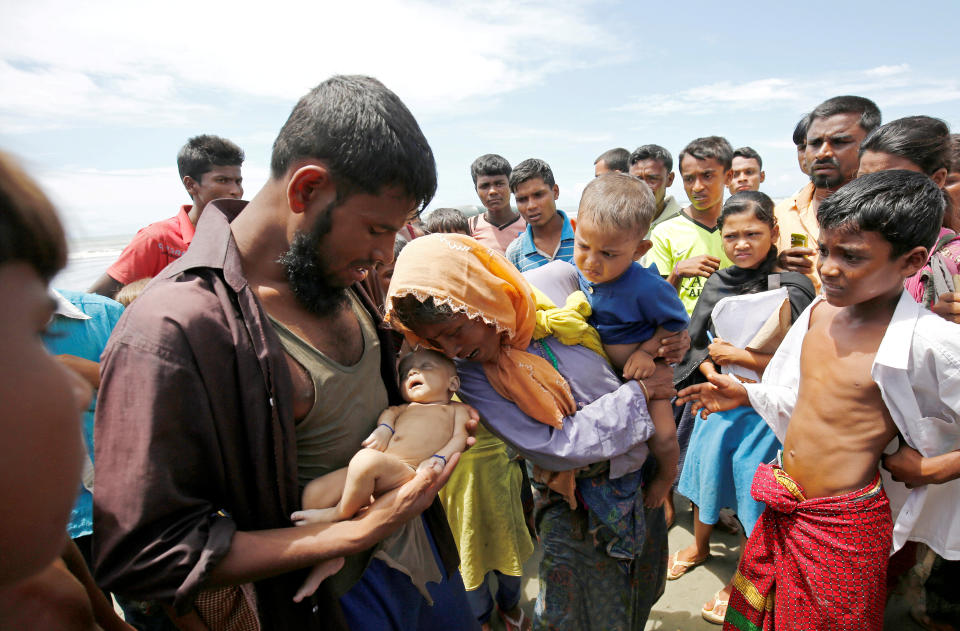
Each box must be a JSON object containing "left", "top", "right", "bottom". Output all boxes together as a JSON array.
[
  {"left": 623, "top": 348, "right": 656, "bottom": 380},
  {"left": 361, "top": 425, "right": 393, "bottom": 451},
  {"left": 644, "top": 476, "right": 672, "bottom": 508},
  {"left": 417, "top": 455, "right": 446, "bottom": 474}
]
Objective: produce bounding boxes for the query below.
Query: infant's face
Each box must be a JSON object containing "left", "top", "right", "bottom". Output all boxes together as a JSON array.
[{"left": 400, "top": 351, "right": 456, "bottom": 403}]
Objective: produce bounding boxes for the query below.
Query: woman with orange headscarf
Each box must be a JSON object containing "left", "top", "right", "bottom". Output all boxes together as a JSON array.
[{"left": 387, "top": 233, "right": 684, "bottom": 629}]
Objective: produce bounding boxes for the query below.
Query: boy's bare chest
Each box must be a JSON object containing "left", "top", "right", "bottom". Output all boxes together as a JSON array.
[{"left": 800, "top": 319, "right": 884, "bottom": 402}]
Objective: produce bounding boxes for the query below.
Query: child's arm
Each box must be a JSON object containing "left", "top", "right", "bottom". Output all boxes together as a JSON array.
[
  {"left": 676, "top": 372, "right": 749, "bottom": 420},
  {"left": 707, "top": 337, "right": 774, "bottom": 375},
  {"left": 417, "top": 404, "right": 470, "bottom": 472},
  {"left": 362, "top": 405, "right": 407, "bottom": 451}
]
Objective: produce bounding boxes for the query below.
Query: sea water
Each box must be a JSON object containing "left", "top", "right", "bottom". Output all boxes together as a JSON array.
[{"left": 53, "top": 234, "right": 132, "bottom": 292}]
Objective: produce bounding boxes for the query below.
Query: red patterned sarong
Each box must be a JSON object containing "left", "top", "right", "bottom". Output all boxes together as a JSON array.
[{"left": 724, "top": 463, "right": 891, "bottom": 631}]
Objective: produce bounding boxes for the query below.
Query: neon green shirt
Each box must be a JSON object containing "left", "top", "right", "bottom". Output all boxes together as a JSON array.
[{"left": 648, "top": 211, "right": 733, "bottom": 315}]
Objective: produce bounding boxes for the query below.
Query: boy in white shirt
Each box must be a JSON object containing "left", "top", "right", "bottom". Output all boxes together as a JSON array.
[{"left": 678, "top": 170, "right": 960, "bottom": 631}]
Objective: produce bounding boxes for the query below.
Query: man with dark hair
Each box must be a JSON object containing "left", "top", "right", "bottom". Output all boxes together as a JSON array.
[
  {"left": 793, "top": 114, "right": 811, "bottom": 175},
  {"left": 775, "top": 96, "right": 881, "bottom": 288},
  {"left": 93, "top": 75, "right": 476, "bottom": 630},
  {"left": 728, "top": 146, "right": 765, "bottom": 195},
  {"left": 89, "top": 135, "right": 245, "bottom": 299},
  {"left": 594, "top": 147, "right": 630, "bottom": 176},
  {"left": 468, "top": 154, "right": 525, "bottom": 254},
  {"left": 504, "top": 158, "right": 575, "bottom": 272},
  {"left": 648, "top": 136, "right": 734, "bottom": 315},
  {"left": 629, "top": 144, "right": 681, "bottom": 237}
]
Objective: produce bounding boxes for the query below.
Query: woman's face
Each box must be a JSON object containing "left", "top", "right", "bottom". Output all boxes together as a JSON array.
[{"left": 411, "top": 313, "right": 502, "bottom": 363}]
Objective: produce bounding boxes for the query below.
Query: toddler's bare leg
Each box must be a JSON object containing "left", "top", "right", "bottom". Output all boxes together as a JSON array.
[{"left": 293, "top": 557, "right": 346, "bottom": 602}]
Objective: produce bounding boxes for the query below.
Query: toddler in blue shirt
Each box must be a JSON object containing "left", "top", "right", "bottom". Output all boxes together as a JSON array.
[{"left": 573, "top": 173, "right": 689, "bottom": 507}]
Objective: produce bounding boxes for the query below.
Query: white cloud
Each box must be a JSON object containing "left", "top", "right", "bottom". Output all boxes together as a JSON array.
[
  {"left": 615, "top": 65, "right": 959, "bottom": 116},
  {"left": 865, "top": 64, "right": 910, "bottom": 77},
  {"left": 0, "top": 0, "right": 619, "bottom": 130}
]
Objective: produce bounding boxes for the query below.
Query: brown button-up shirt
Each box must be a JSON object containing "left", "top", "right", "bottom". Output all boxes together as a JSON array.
[{"left": 93, "top": 200, "right": 456, "bottom": 629}]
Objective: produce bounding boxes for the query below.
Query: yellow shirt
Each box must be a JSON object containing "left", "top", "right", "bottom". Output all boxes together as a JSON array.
[{"left": 774, "top": 182, "right": 821, "bottom": 291}]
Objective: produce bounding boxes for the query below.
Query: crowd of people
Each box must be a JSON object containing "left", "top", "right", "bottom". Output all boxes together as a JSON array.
[{"left": 1, "top": 76, "right": 959, "bottom": 631}]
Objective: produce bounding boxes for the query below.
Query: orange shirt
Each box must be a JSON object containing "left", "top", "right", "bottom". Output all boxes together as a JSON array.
[
  {"left": 107, "top": 205, "right": 196, "bottom": 285},
  {"left": 774, "top": 183, "right": 821, "bottom": 291}
]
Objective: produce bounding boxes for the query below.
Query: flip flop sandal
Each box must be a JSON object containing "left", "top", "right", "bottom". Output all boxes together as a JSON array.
[
  {"left": 666, "top": 551, "right": 711, "bottom": 580},
  {"left": 497, "top": 605, "right": 531, "bottom": 631},
  {"left": 701, "top": 591, "right": 729, "bottom": 625}
]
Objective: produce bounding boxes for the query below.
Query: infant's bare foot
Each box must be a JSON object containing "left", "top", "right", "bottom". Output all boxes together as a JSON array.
[
  {"left": 291, "top": 508, "right": 339, "bottom": 525},
  {"left": 293, "top": 557, "right": 345, "bottom": 602}
]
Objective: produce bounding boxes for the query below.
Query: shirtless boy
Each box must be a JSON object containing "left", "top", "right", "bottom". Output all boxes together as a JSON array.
[{"left": 678, "top": 170, "right": 958, "bottom": 630}]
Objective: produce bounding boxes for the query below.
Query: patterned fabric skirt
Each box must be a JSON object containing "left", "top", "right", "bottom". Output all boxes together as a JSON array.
[{"left": 724, "top": 464, "right": 891, "bottom": 631}]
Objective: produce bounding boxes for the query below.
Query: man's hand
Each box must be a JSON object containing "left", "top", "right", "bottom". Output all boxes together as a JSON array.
[
  {"left": 675, "top": 255, "right": 721, "bottom": 279},
  {"left": 707, "top": 338, "right": 743, "bottom": 366},
  {"left": 637, "top": 362, "right": 676, "bottom": 400},
  {"left": 361, "top": 425, "right": 393, "bottom": 451},
  {"left": 777, "top": 247, "right": 816, "bottom": 274},
  {"left": 676, "top": 373, "right": 748, "bottom": 419},
  {"left": 622, "top": 348, "right": 656, "bottom": 380},
  {"left": 881, "top": 441, "right": 943, "bottom": 488},
  {"left": 656, "top": 329, "right": 690, "bottom": 365},
  {"left": 932, "top": 291, "right": 960, "bottom": 324}
]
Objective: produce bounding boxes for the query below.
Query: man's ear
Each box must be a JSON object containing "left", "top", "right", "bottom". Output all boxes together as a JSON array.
[
  {"left": 759, "top": 171, "right": 766, "bottom": 184},
  {"left": 183, "top": 175, "right": 198, "bottom": 197},
  {"left": 286, "top": 164, "right": 336, "bottom": 215},
  {"left": 931, "top": 167, "right": 948, "bottom": 188},
  {"left": 666, "top": 171, "right": 675, "bottom": 188},
  {"left": 901, "top": 245, "right": 930, "bottom": 277},
  {"left": 724, "top": 170, "right": 733, "bottom": 185},
  {"left": 552, "top": 184, "right": 560, "bottom": 201}
]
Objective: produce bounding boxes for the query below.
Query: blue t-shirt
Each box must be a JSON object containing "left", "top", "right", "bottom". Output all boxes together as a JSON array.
[
  {"left": 505, "top": 209, "right": 576, "bottom": 272},
  {"left": 578, "top": 261, "right": 689, "bottom": 345},
  {"left": 43, "top": 289, "right": 124, "bottom": 539}
]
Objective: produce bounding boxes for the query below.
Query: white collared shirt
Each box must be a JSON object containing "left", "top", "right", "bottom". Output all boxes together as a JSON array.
[{"left": 745, "top": 291, "right": 960, "bottom": 559}]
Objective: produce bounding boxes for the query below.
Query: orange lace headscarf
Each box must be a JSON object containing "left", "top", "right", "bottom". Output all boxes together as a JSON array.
[{"left": 385, "top": 233, "right": 575, "bottom": 429}]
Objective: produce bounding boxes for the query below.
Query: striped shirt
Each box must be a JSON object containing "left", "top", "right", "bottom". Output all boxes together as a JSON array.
[{"left": 505, "top": 209, "right": 576, "bottom": 272}]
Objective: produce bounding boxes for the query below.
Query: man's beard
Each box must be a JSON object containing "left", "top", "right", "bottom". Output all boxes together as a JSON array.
[
  {"left": 809, "top": 157, "right": 845, "bottom": 189},
  {"left": 277, "top": 207, "right": 350, "bottom": 317}
]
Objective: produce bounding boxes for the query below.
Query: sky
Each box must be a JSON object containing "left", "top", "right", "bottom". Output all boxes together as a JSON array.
[{"left": 2, "top": 0, "right": 959, "bottom": 241}]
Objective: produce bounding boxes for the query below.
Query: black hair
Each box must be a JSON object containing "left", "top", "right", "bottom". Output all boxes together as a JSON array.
[
  {"left": 678, "top": 136, "right": 734, "bottom": 173},
  {"left": 424, "top": 207, "right": 470, "bottom": 235},
  {"left": 176, "top": 135, "right": 244, "bottom": 182},
  {"left": 391, "top": 294, "right": 456, "bottom": 330},
  {"left": 792, "top": 114, "right": 810, "bottom": 148},
  {"left": 270, "top": 75, "right": 437, "bottom": 212},
  {"left": 860, "top": 116, "right": 951, "bottom": 176},
  {"left": 717, "top": 191, "right": 778, "bottom": 293},
  {"left": 951, "top": 134, "right": 960, "bottom": 173},
  {"left": 809, "top": 95, "right": 882, "bottom": 135},
  {"left": 0, "top": 151, "right": 67, "bottom": 282},
  {"left": 470, "top": 154, "right": 512, "bottom": 185},
  {"left": 817, "top": 170, "right": 944, "bottom": 256},
  {"left": 508, "top": 158, "right": 555, "bottom": 192},
  {"left": 732, "top": 146, "right": 763, "bottom": 170},
  {"left": 629, "top": 144, "right": 673, "bottom": 172},
  {"left": 594, "top": 148, "right": 630, "bottom": 173},
  {"left": 393, "top": 234, "right": 408, "bottom": 259}
]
